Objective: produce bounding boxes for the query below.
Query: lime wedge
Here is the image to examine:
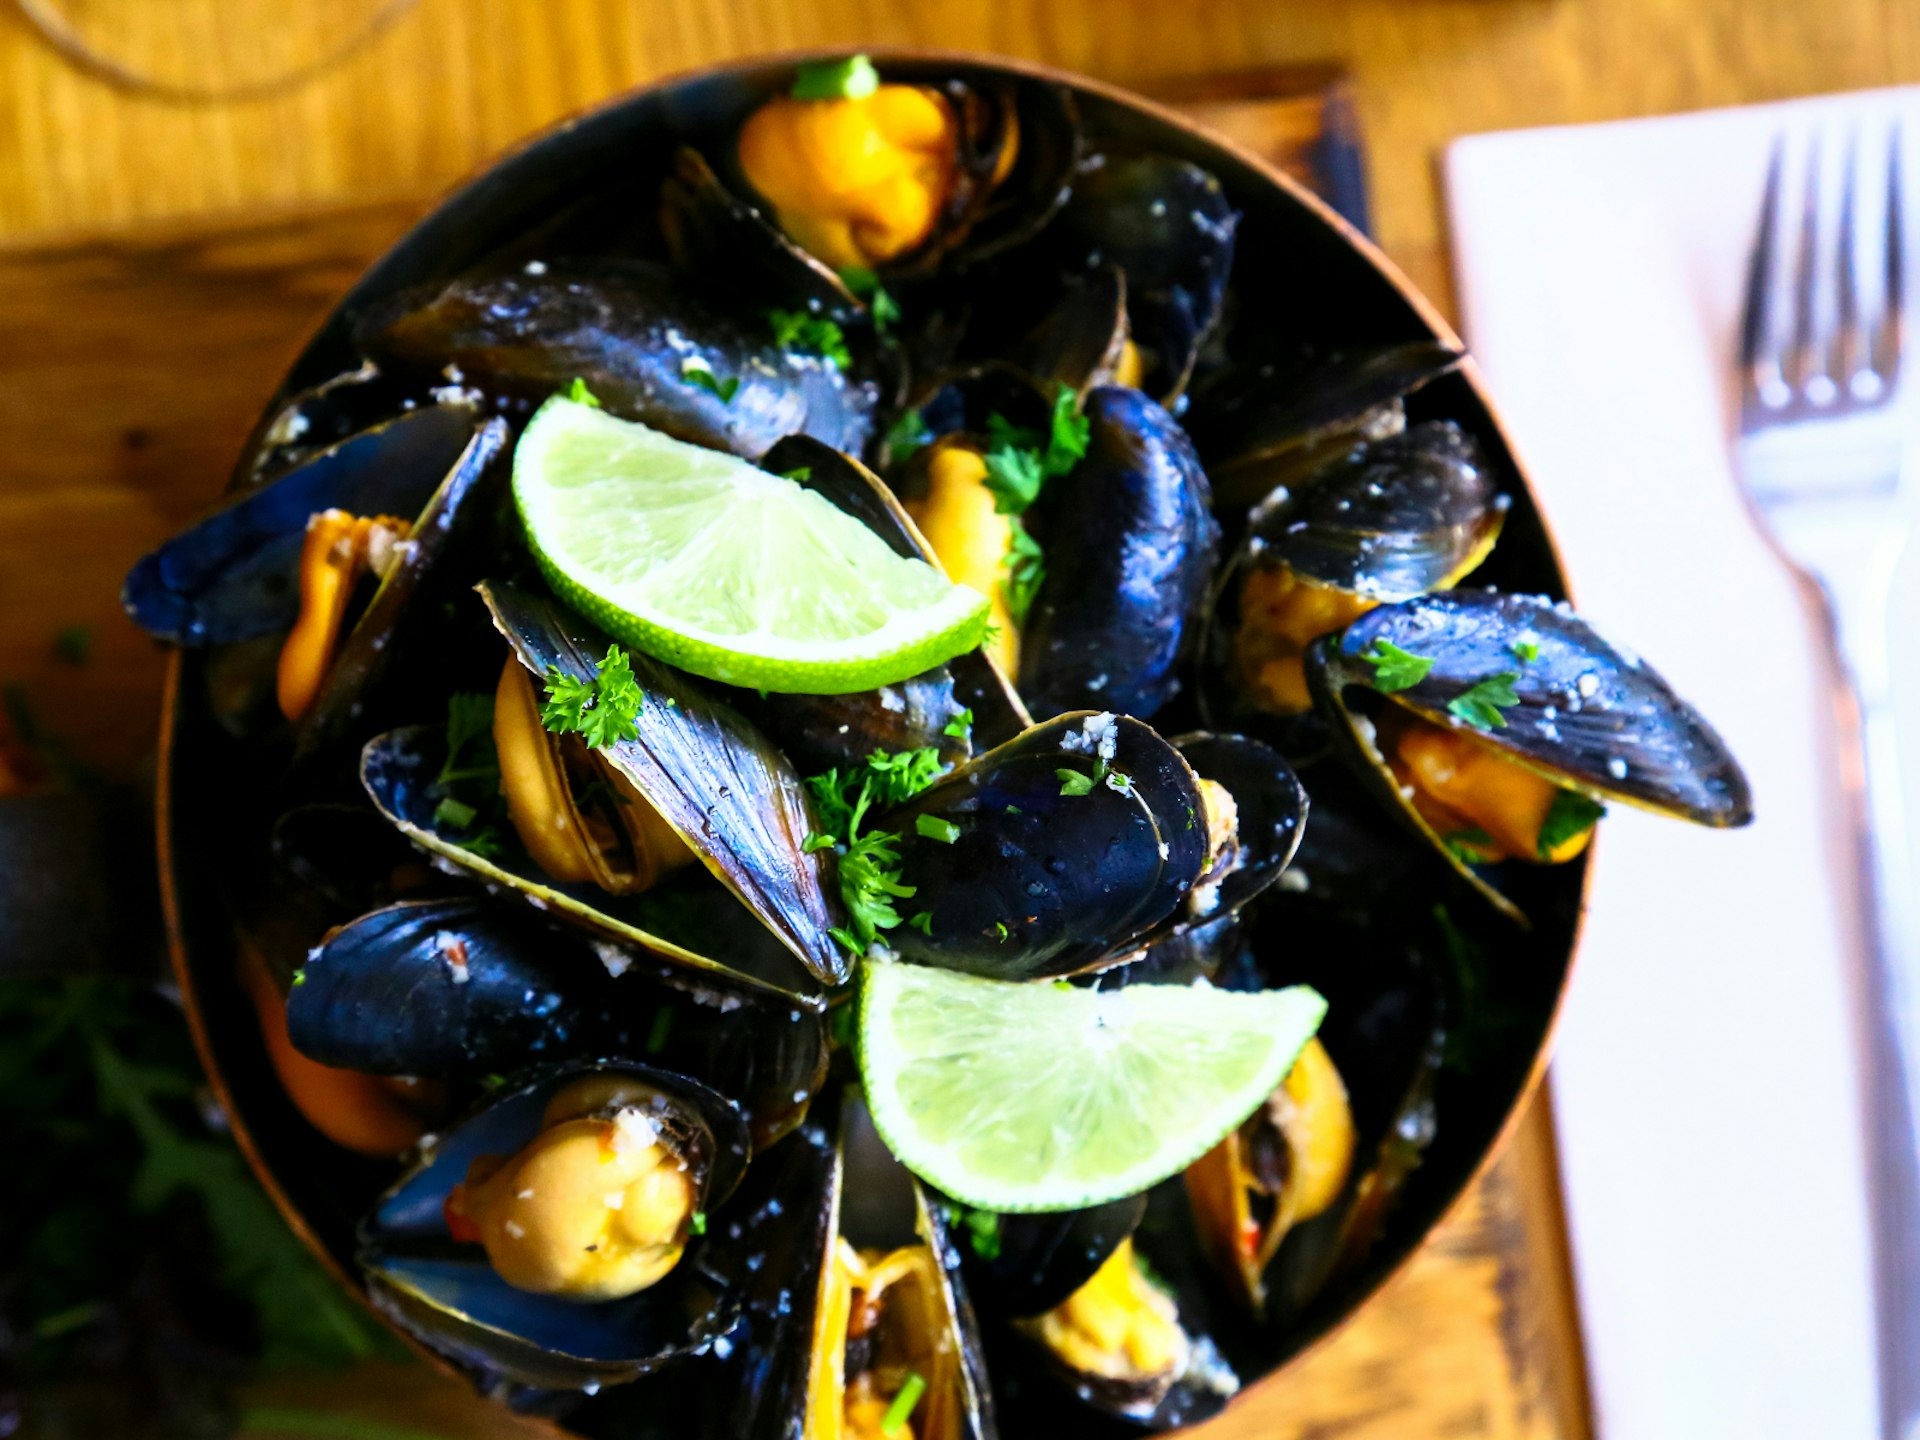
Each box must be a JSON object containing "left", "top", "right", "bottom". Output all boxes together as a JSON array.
[
  {"left": 859, "top": 962, "right": 1327, "bottom": 1213},
  {"left": 512, "top": 397, "right": 990, "bottom": 693}
]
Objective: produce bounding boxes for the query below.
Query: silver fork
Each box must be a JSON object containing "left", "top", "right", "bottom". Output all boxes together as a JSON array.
[{"left": 1738, "top": 128, "right": 1918, "bottom": 1440}]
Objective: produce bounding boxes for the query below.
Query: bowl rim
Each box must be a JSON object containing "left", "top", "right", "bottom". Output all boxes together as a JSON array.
[{"left": 155, "top": 43, "right": 1592, "bottom": 1429}]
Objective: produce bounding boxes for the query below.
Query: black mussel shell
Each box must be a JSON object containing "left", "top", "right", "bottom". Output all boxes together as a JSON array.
[
  {"left": 236, "top": 362, "right": 429, "bottom": 486},
  {"left": 123, "top": 403, "right": 482, "bottom": 647},
  {"left": 359, "top": 1062, "right": 749, "bottom": 1392},
  {"left": 1308, "top": 589, "right": 1753, "bottom": 917},
  {"left": 483, "top": 581, "right": 849, "bottom": 986},
  {"left": 659, "top": 145, "right": 861, "bottom": 319},
  {"left": 1050, "top": 152, "right": 1238, "bottom": 401},
  {"left": 1187, "top": 341, "right": 1463, "bottom": 502},
  {"left": 1006, "top": 265, "right": 1133, "bottom": 399},
  {"left": 360, "top": 723, "right": 820, "bottom": 1002},
  {"left": 876, "top": 712, "right": 1208, "bottom": 979},
  {"left": 1171, "top": 732, "right": 1307, "bottom": 924},
  {"left": 1238, "top": 421, "right": 1506, "bottom": 603},
  {"left": 755, "top": 434, "right": 1028, "bottom": 754},
  {"left": 954, "top": 1192, "right": 1148, "bottom": 1320},
  {"left": 353, "top": 260, "right": 877, "bottom": 460},
  {"left": 937, "top": 78, "right": 1081, "bottom": 274},
  {"left": 1020, "top": 386, "right": 1219, "bottom": 721},
  {"left": 289, "top": 897, "right": 827, "bottom": 1148}
]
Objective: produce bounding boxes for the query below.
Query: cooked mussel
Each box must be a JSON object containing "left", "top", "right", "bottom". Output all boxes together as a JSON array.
[
  {"left": 731, "top": 61, "right": 1077, "bottom": 284},
  {"left": 482, "top": 580, "right": 848, "bottom": 984},
  {"left": 1307, "top": 588, "right": 1754, "bottom": 921},
  {"left": 288, "top": 896, "right": 828, "bottom": 1148},
  {"left": 1182, "top": 1037, "right": 1355, "bottom": 1315},
  {"left": 1210, "top": 419, "right": 1506, "bottom": 723},
  {"left": 874, "top": 712, "right": 1210, "bottom": 980},
  {"left": 951, "top": 1194, "right": 1148, "bottom": 1321},
  {"left": 700, "top": 1090, "right": 997, "bottom": 1440},
  {"left": 354, "top": 260, "right": 878, "bottom": 460},
  {"left": 359, "top": 1062, "right": 748, "bottom": 1391},
  {"left": 1019, "top": 386, "right": 1219, "bottom": 720}
]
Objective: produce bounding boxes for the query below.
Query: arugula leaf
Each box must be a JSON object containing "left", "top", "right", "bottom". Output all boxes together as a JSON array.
[
  {"left": 1363, "top": 639, "right": 1434, "bottom": 693},
  {"left": 1537, "top": 789, "right": 1605, "bottom": 858},
  {"left": 768, "top": 308, "right": 852, "bottom": 371},
  {"left": 1447, "top": 672, "right": 1521, "bottom": 730},
  {"left": 566, "top": 377, "right": 603, "bottom": 408},
  {"left": 681, "top": 356, "right": 740, "bottom": 403},
  {"left": 541, "top": 646, "right": 645, "bottom": 749},
  {"left": 1001, "top": 517, "right": 1046, "bottom": 627},
  {"left": 792, "top": 54, "right": 880, "bottom": 101}
]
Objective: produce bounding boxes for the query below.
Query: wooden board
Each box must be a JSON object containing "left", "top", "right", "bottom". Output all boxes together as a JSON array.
[{"left": 0, "top": 70, "right": 1588, "bottom": 1440}]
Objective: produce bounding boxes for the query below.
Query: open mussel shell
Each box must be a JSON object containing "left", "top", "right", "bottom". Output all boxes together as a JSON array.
[
  {"left": 1047, "top": 151, "right": 1237, "bottom": 402},
  {"left": 359, "top": 1062, "right": 749, "bottom": 1393},
  {"left": 877, "top": 712, "right": 1208, "bottom": 979},
  {"left": 1308, "top": 588, "right": 1754, "bottom": 920},
  {"left": 1006, "top": 265, "right": 1134, "bottom": 399},
  {"left": 1187, "top": 341, "right": 1464, "bottom": 509},
  {"left": 237, "top": 362, "right": 429, "bottom": 486},
  {"left": 123, "top": 403, "right": 484, "bottom": 647},
  {"left": 360, "top": 722, "right": 817, "bottom": 1001},
  {"left": 483, "top": 580, "right": 849, "bottom": 986},
  {"left": 289, "top": 896, "right": 828, "bottom": 1148},
  {"left": 1171, "top": 732, "right": 1306, "bottom": 924},
  {"left": 745, "top": 435, "right": 1029, "bottom": 759},
  {"left": 696, "top": 1088, "right": 998, "bottom": 1440},
  {"left": 353, "top": 259, "right": 878, "bottom": 460},
  {"left": 1019, "top": 386, "right": 1220, "bottom": 721},
  {"left": 954, "top": 1193, "right": 1148, "bottom": 1321}
]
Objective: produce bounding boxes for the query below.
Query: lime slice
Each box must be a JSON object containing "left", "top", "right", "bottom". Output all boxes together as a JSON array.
[
  {"left": 859, "top": 962, "right": 1327, "bottom": 1213},
  {"left": 512, "top": 397, "right": 990, "bottom": 693}
]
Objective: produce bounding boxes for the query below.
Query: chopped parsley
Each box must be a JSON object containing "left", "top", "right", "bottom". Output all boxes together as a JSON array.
[
  {"left": 1057, "top": 767, "right": 1095, "bottom": 797},
  {"left": 1001, "top": 518, "right": 1047, "bottom": 628},
  {"left": 1442, "top": 826, "right": 1494, "bottom": 866},
  {"left": 805, "top": 747, "right": 950, "bottom": 955},
  {"left": 792, "top": 54, "right": 880, "bottom": 101},
  {"left": 881, "top": 1371, "right": 927, "bottom": 1435},
  {"left": 915, "top": 815, "right": 961, "bottom": 844},
  {"left": 290, "top": 969, "right": 307, "bottom": 987},
  {"left": 885, "top": 407, "right": 930, "bottom": 465},
  {"left": 993, "top": 921, "right": 1010, "bottom": 942},
  {"left": 1537, "top": 789, "right": 1605, "bottom": 858},
  {"left": 681, "top": 356, "right": 740, "bottom": 403},
  {"left": 541, "top": 645, "right": 645, "bottom": 749},
  {"left": 982, "top": 385, "right": 1089, "bottom": 516},
  {"left": 943, "top": 707, "right": 973, "bottom": 739},
  {"left": 1447, "top": 672, "right": 1521, "bottom": 730},
  {"left": 953, "top": 1205, "right": 1002, "bottom": 1260},
  {"left": 1363, "top": 639, "right": 1434, "bottom": 693},
  {"left": 1510, "top": 635, "right": 1542, "bottom": 663},
  {"left": 566, "top": 377, "right": 603, "bottom": 408},
  {"left": 908, "top": 911, "right": 934, "bottom": 935},
  {"left": 645, "top": 1007, "right": 674, "bottom": 1055},
  {"left": 433, "top": 796, "right": 478, "bottom": 831},
  {"left": 690, "top": 1210, "right": 707, "bottom": 1236},
  {"left": 768, "top": 308, "right": 852, "bottom": 370},
  {"left": 779, "top": 467, "right": 814, "bottom": 482},
  {"left": 840, "top": 266, "right": 902, "bottom": 334}
]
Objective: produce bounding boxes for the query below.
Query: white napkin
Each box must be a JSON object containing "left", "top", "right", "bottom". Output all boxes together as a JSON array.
[{"left": 1446, "top": 90, "right": 1920, "bottom": 1440}]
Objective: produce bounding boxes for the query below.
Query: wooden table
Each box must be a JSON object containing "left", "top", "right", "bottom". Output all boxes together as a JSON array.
[{"left": 7, "top": 0, "right": 1894, "bottom": 1432}]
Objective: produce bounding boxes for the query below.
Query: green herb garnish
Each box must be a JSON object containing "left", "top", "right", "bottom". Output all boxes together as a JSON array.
[
  {"left": 566, "top": 377, "right": 603, "bottom": 408},
  {"left": 1510, "top": 636, "right": 1541, "bottom": 663},
  {"left": 792, "top": 55, "right": 880, "bottom": 102},
  {"left": 541, "top": 645, "right": 645, "bottom": 749},
  {"left": 908, "top": 911, "right": 934, "bottom": 935},
  {"left": 956, "top": 1206, "right": 1002, "bottom": 1260},
  {"left": 1537, "top": 789, "right": 1605, "bottom": 858},
  {"left": 885, "top": 407, "right": 930, "bottom": 465},
  {"left": 769, "top": 308, "right": 852, "bottom": 371},
  {"left": 1448, "top": 672, "right": 1521, "bottom": 730},
  {"left": 993, "top": 921, "right": 1009, "bottom": 942},
  {"left": 1001, "top": 517, "right": 1046, "bottom": 627},
  {"left": 645, "top": 1007, "right": 674, "bottom": 1055},
  {"left": 982, "top": 384, "right": 1089, "bottom": 516},
  {"left": 881, "top": 1372, "right": 927, "bottom": 1435},
  {"left": 1057, "top": 768, "right": 1095, "bottom": 797},
  {"left": 690, "top": 1210, "right": 707, "bottom": 1236},
  {"left": 1363, "top": 639, "right": 1434, "bottom": 693},
  {"left": 915, "top": 815, "right": 960, "bottom": 844},
  {"left": 840, "top": 265, "right": 902, "bottom": 334},
  {"left": 681, "top": 356, "right": 740, "bottom": 403},
  {"left": 943, "top": 708, "right": 973, "bottom": 739},
  {"left": 433, "top": 797, "right": 478, "bottom": 831},
  {"left": 779, "top": 467, "right": 814, "bottom": 482},
  {"left": 1442, "top": 826, "right": 1494, "bottom": 866},
  {"left": 806, "top": 747, "right": 950, "bottom": 955}
]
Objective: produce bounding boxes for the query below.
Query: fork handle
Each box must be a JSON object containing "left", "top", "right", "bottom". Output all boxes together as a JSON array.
[{"left": 1820, "top": 555, "right": 1920, "bottom": 1440}]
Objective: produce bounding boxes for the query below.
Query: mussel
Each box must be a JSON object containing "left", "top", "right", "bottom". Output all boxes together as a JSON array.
[
  {"left": 354, "top": 260, "right": 878, "bottom": 460},
  {"left": 359, "top": 1062, "right": 749, "bottom": 1392},
  {"left": 1208, "top": 419, "right": 1507, "bottom": 725},
  {"left": 288, "top": 896, "right": 828, "bottom": 1148},
  {"left": 1307, "top": 588, "right": 1754, "bottom": 921}
]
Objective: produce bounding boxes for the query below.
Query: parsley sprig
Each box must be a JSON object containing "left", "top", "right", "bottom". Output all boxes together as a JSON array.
[
  {"left": 839, "top": 266, "right": 902, "bottom": 334},
  {"left": 792, "top": 54, "right": 880, "bottom": 101},
  {"left": 768, "top": 308, "right": 852, "bottom": 371},
  {"left": 1537, "top": 789, "right": 1604, "bottom": 858},
  {"left": 805, "top": 747, "right": 949, "bottom": 954},
  {"left": 978, "top": 385, "right": 1089, "bottom": 629},
  {"left": 681, "top": 355, "right": 740, "bottom": 403},
  {"left": 1363, "top": 639, "right": 1434, "bottom": 693},
  {"left": 541, "top": 645, "right": 645, "bottom": 749},
  {"left": 1448, "top": 672, "right": 1521, "bottom": 730}
]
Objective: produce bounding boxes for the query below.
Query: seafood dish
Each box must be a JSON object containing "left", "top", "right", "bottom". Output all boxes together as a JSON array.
[{"left": 127, "top": 52, "right": 1751, "bottom": 1438}]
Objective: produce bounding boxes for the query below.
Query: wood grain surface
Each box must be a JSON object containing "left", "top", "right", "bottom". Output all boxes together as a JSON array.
[{"left": 11, "top": 0, "right": 1876, "bottom": 1430}]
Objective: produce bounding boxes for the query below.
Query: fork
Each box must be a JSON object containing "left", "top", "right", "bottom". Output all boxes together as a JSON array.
[{"left": 1738, "top": 128, "right": 1919, "bottom": 1440}]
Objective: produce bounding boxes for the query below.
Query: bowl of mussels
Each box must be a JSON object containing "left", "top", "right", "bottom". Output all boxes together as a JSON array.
[{"left": 124, "top": 48, "right": 1755, "bottom": 1438}]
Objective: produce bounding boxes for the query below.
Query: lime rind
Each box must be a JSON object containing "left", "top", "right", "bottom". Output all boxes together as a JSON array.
[
  {"left": 857, "top": 963, "right": 1328, "bottom": 1214},
  {"left": 512, "top": 397, "right": 990, "bottom": 694}
]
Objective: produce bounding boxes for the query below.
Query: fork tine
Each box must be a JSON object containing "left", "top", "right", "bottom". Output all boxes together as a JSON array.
[
  {"left": 1882, "top": 123, "right": 1904, "bottom": 385},
  {"left": 1788, "top": 135, "right": 1823, "bottom": 393},
  {"left": 1740, "top": 135, "right": 1786, "bottom": 383},
  {"left": 1836, "top": 130, "right": 1862, "bottom": 392}
]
